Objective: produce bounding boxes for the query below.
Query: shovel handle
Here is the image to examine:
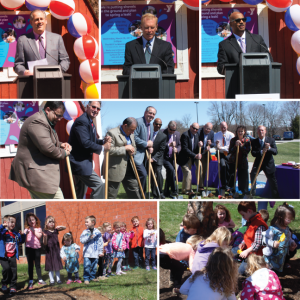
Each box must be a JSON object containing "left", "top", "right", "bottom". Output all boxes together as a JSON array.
[
  {"left": 130, "top": 155, "right": 146, "bottom": 199},
  {"left": 104, "top": 151, "right": 109, "bottom": 199},
  {"left": 234, "top": 145, "right": 239, "bottom": 191},
  {"left": 250, "top": 151, "right": 266, "bottom": 193},
  {"left": 173, "top": 147, "right": 178, "bottom": 187},
  {"left": 66, "top": 156, "right": 77, "bottom": 199}
]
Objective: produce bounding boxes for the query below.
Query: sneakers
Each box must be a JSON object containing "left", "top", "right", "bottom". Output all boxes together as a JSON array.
[
  {"left": 122, "top": 266, "right": 127, "bottom": 270},
  {"left": 116, "top": 272, "right": 122, "bottom": 276},
  {"left": 126, "top": 266, "right": 132, "bottom": 271},
  {"left": 98, "top": 276, "right": 109, "bottom": 280},
  {"left": 38, "top": 280, "right": 47, "bottom": 285},
  {"left": 106, "top": 272, "right": 115, "bottom": 277},
  {"left": 66, "top": 280, "right": 73, "bottom": 284},
  {"left": 9, "top": 288, "right": 17, "bottom": 295},
  {"left": 119, "top": 271, "right": 127, "bottom": 275},
  {"left": 74, "top": 279, "right": 82, "bottom": 284},
  {"left": 50, "top": 282, "right": 55, "bottom": 286},
  {"left": 57, "top": 281, "right": 63, "bottom": 285},
  {"left": 153, "top": 266, "right": 157, "bottom": 270},
  {"left": 146, "top": 266, "right": 150, "bottom": 271},
  {"left": 1, "top": 284, "right": 8, "bottom": 292},
  {"left": 84, "top": 280, "right": 89, "bottom": 285},
  {"left": 133, "top": 266, "right": 139, "bottom": 269},
  {"left": 27, "top": 282, "right": 34, "bottom": 290}
]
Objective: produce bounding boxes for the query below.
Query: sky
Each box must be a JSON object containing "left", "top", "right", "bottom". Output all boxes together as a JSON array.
[{"left": 99, "top": 100, "right": 286, "bottom": 136}]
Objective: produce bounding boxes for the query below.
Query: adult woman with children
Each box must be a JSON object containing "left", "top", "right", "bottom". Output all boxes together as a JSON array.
[{"left": 228, "top": 125, "right": 251, "bottom": 196}]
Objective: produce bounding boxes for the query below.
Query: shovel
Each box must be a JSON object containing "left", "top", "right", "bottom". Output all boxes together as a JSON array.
[
  {"left": 148, "top": 153, "right": 151, "bottom": 199},
  {"left": 244, "top": 151, "right": 266, "bottom": 199},
  {"left": 216, "top": 149, "right": 222, "bottom": 196},
  {"left": 205, "top": 150, "right": 210, "bottom": 197},
  {"left": 233, "top": 145, "right": 240, "bottom": 198},
  {"left": 66, "top": 156, "right": 77, "bottom": 199},
  {"left": 130, "top": 155, "right": 146, "bottom": 199},
  {"left": 145, "top": 150, "right": 161, "bottom": 199},
  {"left": 173, "top": 147, "right": 179, "bottom": 195},
  {"left": 196, "top": 148, "right": 201, "bottom": 197},
  {"left": 104, "top": 150, "right": 109, "bottom": 199}
]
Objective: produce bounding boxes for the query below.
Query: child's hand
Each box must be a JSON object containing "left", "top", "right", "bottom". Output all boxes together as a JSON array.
[
  {"left": 3, "top": 221, "right": 8, "bottom": 228},
  {"left": 30, "top": 227, "right": 35, "bottom": 232},
  {"left": 273, "top": 241, "right": 280, "bottom": 248},
  {"left": 99, "top": 253, "right": 104, "bottom": 257},
  {"left": 238, "top": 243, "right": 245, "bottom": 250},
  {"left": 90, "top": 235, "right": 95, "bottom": 239},
  {"left": 239, "top": 249, "right": 250, "bottom": 258},
  {"left": 118, "top": 248, "right": 123, "bottom": 252},
  {"left": 289, "top": 240, "right": 297, "bottom": 251},
  {"left": 75, "top": 249, "right": 80, "bottom": 253},
  {"left": 63, "top": 257, "right": 67, "bottom": 262}
]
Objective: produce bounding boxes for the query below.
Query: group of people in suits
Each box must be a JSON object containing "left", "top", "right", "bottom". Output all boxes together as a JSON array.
[{"left": 9, "top": 102, "right": 280, "bottom": 200}]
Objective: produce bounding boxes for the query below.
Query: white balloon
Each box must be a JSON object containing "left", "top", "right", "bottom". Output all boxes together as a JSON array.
[
  {"left": 266, "top": 1, "right": 292, "bottom": 12},
  {"left": 291, "top": 30, "right": 300, "bottom": 54},
  {"left": 290, "top": 5, "right": 300, "bottom": 29},
  {"left": 66, "top": 120, "right": 74, "bottom": 135},
  {"left": 297, "top": 57, "right": 300, "bottom": 75},
  {"left": 64, "top": 101, "right": 78, "bottom": 118}
]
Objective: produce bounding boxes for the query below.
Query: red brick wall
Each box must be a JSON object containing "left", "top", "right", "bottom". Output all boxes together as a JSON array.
[{"left": 44, "top": 201, "right": 157, "bottom": 264}]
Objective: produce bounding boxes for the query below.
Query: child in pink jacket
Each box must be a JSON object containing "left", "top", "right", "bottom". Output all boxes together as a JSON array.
[{"left": 111, "top": 222, "right": 126, "bottom": 276}]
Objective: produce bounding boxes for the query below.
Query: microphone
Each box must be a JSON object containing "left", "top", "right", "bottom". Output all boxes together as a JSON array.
[
  {"left": 146, "top": 43, "right": 168, "bottom": 74},
  {"left": 38, "top": 36, "right": 59, "bottom": 64},
  {"left": 245, "top": 29, "right": 271, "bottom": 55}
]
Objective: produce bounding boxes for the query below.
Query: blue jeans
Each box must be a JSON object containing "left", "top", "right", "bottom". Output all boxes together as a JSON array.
[
  {"left": 116, "top": 258, "right": 123, "bottom": 273},
  {"left": 132, "top": 247, "right": 144, "bottom": 267},
  {"left": 83, "top": 257, "right": 98, "bottom": 281},
  {"left": 145, "top": 248, "right": 156, "bottom": 267}
]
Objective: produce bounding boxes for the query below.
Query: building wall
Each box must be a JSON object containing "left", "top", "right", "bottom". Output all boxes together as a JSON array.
[
  {"left": 101, "top": 4, "right": 199, "bottom": 99},
  {"left": 201, "top": 0, "right": 300, "bottom": 99},
  {"left": 0, "top": 0, "right": 99, "bottom": 99}
]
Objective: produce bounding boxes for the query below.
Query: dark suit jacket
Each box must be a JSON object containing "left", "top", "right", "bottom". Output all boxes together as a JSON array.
[
  {"left": 178, "top": 130, "right": 199, "bottom": 166},
  {"left": 198, "top": 128, "right": 215, "bottom": 152},
  {"left": 68, "top": 112, "right": 104, "bottom": 176},
  {"left": 217, "top": 31, "right": 273, "bottom": 75},
  {"left": 162, "top": 129, "right": 181, "bottom": 160},
  {"left": 228, "top": 136, "right": 251, "bottom": 169},
  {"left": 152, "top": 130, "right": 167, "bottom": 165},
  {"left": 14, "top": 31, "right": 70, "bottom": 76},
  {"left": 123, "top": 37, "right": 174, "bottom": 75},
  {"left": 251, "top": 137, "right": 277, "bottom": 174}
]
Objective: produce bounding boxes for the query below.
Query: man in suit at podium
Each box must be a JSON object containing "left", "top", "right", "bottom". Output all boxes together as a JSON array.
[
  {"left": 250, "top": 126, "right": 279, "bottom": 198},
  {"left": 217, "top": 11, "right": 272, "bottom": 75},
  {"left": 14, "top": 9, "right": 70, "bottom": 76},
  {"left": 123, "top": 13, "right": 174, "bottom": 75}
]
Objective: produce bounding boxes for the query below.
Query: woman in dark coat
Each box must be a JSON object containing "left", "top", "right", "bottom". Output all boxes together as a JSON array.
[{"left": 228, "top": 125, "right": 251, "bottom": 196}]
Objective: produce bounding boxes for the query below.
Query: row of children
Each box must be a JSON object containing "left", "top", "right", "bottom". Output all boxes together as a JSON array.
[
  {"left": 0, "top": 213, "right": 157, "bottom": 295},
  {"left": 160, "top": 201, "right": 299, "bottom": 299}
]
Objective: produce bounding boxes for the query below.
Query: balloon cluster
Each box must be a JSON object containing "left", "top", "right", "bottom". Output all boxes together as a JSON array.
[
  {"left": 63, "top": 101, "right": 81, "bottom": 135},
  {"left": 0, "top": 0, "right": 99, "bottom": 98},
  {"left": 183, "top": 0, "right": 199, "bottom": 11}
]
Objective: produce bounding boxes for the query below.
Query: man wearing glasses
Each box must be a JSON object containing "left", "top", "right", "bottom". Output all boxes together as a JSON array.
[
  {"left": 9, "top": 101, "right": 72, "bottom": 199},
  {"left": 68, "top": 101, "right": 111, "bottom": 199},
  {"left": 150, "top": 118, "right": 167, "bottom": 199},
  {"left": 162, "top": 121, "right": 181, "bottom": 198},
  {"left": 217, "top": 11, "right": 272, "bottom": 75},
  {"left": 178, "top": 123, "right": 202, "bottom": 194}
]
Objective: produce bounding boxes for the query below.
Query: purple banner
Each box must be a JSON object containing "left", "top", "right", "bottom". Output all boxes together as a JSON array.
[
  {"left": 101, "top": 4, "right": 176, "bottom": 65},
  {"left": 0, "top": 101, "right": 39, "bottom": 145},
  {"left": 202, "top": 7, "right": 258, "bottom": 63},
  {"left": 0, "top": 14, "right": 33, "bottom": 68}
]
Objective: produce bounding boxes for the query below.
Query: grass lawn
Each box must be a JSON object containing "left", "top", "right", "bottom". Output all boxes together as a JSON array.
[
  {"left": 1, "top": 264, "right": 157, "bottom": 300},
  {"left": 116, "top": 181, "right": 263, "bottom": 199},
  {"left": 160, "top": 200, "right": 300, "bottom": 259},
  {"left": 247, "top": 141, "right": 300, "bottom": 164}
]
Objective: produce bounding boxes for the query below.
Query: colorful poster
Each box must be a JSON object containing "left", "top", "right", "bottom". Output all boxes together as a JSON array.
[
  {"left": 0, "top": 101, "right": 39, "bottom": 145},
  {"left": 202, "top": 7, "right": 258, "bottom": 63},
  {"left": 101, "top": 4, "right": 176, "bottom": 65},
  {"left": 0, "top": 14, "right": 33, "bottom": 68}
]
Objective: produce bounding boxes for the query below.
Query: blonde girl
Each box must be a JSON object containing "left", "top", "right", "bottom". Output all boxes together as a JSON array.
[
  {"left": 214, "top": 204, "right": 235, "bottom": 232},
  {"left": 143, "top": 218, "right": 157, "bottom": 271},
  {"left": 120, "top": 222, "right": 134, "bottom": 271},
  {"left": 111, "top": 222, "right": 126, "bottom": 275},
  {"left": 44, "top": 216, "right": 66, "bottom": 285},
  {"left": 241, "top": 254, "right": 284, "bottom": 300},
  {"left": 180, "top": 247, "right": 238, "bottom": 300},
  {"left": 24, "top": 213, "right": 46, "bottom": 289},
  {"left": 60, "top": 232, "right": 81, "bottom": 284},
  {"left": 191, "top": 226, "right": 231, "bottom": 274},
  {"left": 101, "top": 222, "right": 114, "bottom": 277}
]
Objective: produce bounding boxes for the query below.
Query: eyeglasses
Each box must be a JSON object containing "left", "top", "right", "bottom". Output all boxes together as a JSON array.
[
  {"left": 91, "top": 105, "right": 101, "bottom": 111},
  {"left": 154, "top": 123, "right": 162, "bottom": 126},
  {"left": 191, "top": 126, "right": 199, "bottom": 131},
  {"left": 52, "top": 110, "right": 63, "bottom": 119},
  {"left": 232, "top": 18, "right": 247, "bottom": 23},
  {"left": 169, "top": 128, "right": 176, "bottom": 132}
]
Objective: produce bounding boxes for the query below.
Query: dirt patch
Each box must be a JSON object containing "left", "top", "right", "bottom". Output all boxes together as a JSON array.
[
  {"left": 0, "top": 286, "right": 109, "bottom": 300},
  {"left": 160, "top": 258, "right": 300, "bottom": 300}
]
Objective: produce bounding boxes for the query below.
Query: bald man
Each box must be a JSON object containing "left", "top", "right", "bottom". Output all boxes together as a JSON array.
[
  {"left": 150, "top": 118, "right": 167, "bottom": 198},
  {"left": 214, "top": 122, "right": 235, "bottom": 192},
  {"left": 217, "top": 11, "right": 272, "bottom": 75},
  {"left": 198, "top": 123, "right": 215, "bottom": 191},
  {"left": 178, "top": 123, "right": 202, "bottom": 194}
]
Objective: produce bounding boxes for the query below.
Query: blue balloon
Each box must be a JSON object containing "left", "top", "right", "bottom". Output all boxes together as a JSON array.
[
  {"left": 242, "top": 0, "right": 263, "bottom": 4},
  {"left": 202, "top": 0, "right": 210, "bottom": 3},
  {"left": 285, "top": 7, "right": 300, "bottom": 32}
]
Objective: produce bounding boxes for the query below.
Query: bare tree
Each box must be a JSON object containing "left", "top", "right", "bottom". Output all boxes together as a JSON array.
[
  {"left": 182, "top": 114, "right": 192, "bottom": 128},
  {"left": 247, "top": 103, "right": 264, "bottom": 137},
  {"left": 281, "top": 101, "right": 300, "bottom": 127},
  {"left": 207, "top": 101, "right": 236, "bottom": 127},
  {"left": 173, "top": 120, "right": 187, "bottom": 135},
  {"left": 266, "top": 102, "right": 282, "bottom": 137}
]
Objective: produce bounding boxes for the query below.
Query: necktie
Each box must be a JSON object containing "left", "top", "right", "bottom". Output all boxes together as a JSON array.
[
  {"left": 147, "top": 123, "right": 150, "bottom": 141},
  {"left": 153, "top": 131, "right": 158, "bottom": 141},
  {"left": 260, "top": 139, "right": 264, "bottom": 150},
  {"left": 239, "top": 38, "right": 246, "bottom": 53},
  {"left": 223, "top": 134, "right": 225, "bottom": 146},
  {"left": 145, "top": 41, "right": 151, "bottom": 64},
  {"left": 39, "top": 35, "right": 46, "bottom": 59},
  {"left": 191, "top": 135, "right": 194, "bottom": 151},
  {"left": 168, "top": 135, "right": 173, "bottom": 157}
]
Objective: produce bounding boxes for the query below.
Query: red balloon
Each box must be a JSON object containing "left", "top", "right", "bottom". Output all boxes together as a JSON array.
[
  {"left": 266, "top": 0, "right": 292, "bottom": 8},
  {"left": 220, "top": 0, "right": 233, "bottom": 2},
  {"left": 183, "top": 0, "right": 199, "bottom": 10}
]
